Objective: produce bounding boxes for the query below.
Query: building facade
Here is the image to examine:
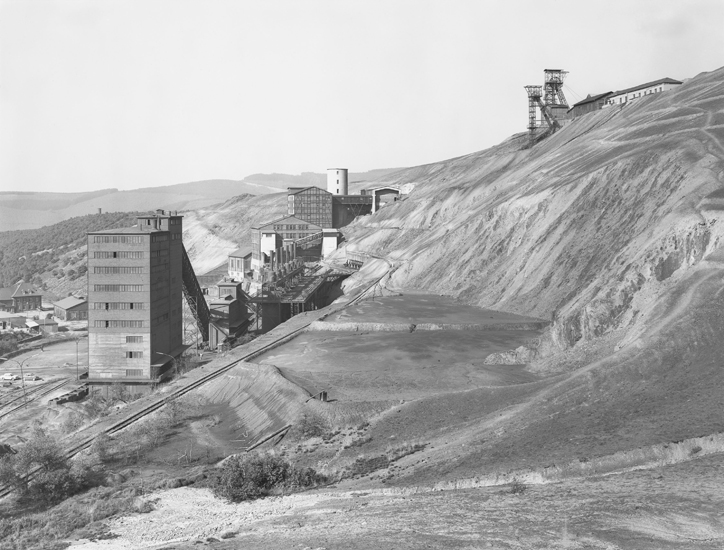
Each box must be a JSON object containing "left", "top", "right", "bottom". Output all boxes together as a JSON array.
[
  {"left": 568, "top": 92, "right": 613, "bottom": 118},
  {"left": 86, "top": 210, "right": 184, "bottom": 382},
  {"left": 0, "top": 282, "right": 42, "bottom": 313},
  {"left": 287, "top": 186, "right": 334, "bottom": 228},
  {"left": 605, "top": 78, "right": 682, "bottom": 106},
  {"left": 228, "top": 246, "right": 252, "bottom": 281},
  {"left": 53, "top": 296, "right": 88, "bottom": 321}
]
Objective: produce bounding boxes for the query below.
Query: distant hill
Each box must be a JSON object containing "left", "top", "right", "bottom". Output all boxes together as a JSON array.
[
  {"left": 0, "top": 211, "right": 138, "bottom": 290},
  {"left": 0, "top": 169, "right": 403, "bottom": 232}
]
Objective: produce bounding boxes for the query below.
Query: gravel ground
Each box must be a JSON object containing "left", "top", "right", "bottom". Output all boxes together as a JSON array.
[{"left": 71, "top": 487, "right": 333, "bottom": 549}]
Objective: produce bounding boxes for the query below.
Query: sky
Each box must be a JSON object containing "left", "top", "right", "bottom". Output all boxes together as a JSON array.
[{"left": 1, "top": 0, "right": 723, "bottom": 194}]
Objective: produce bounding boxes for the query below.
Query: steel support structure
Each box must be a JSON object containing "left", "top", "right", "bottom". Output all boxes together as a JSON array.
[
  {"left": 524, "top": 85, "right": 543, "bottom": 145},
  {"left": 181, "top": 244, "right": 210, "bottom": 344},
  {"left": 544, "top": 69, "right": 568, "bottom": 107}
]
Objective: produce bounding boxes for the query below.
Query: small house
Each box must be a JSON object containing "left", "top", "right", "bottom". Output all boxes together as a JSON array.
[{"left": 27, "top": 318, "right": 58, "bottom": 334}]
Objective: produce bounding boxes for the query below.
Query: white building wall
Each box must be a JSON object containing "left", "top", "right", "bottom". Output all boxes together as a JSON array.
[
  {"left": 327, "top": 168, "right": 348, "bottom": 195},
  {"left": 322, "top": 230, "right": 339, "bottom": 258},
  {"left": 605, "top": 82, "right": 681, "bottom": 107}
]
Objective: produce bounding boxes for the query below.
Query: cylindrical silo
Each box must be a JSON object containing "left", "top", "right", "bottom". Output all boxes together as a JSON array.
[{"left": 327, "top": 168, "right": 348, "bottom": 195}]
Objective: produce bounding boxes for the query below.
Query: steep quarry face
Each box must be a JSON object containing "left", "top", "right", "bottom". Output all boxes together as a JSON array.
[{"left": 342, "top": 67, "right": 724, "bottom": 353}]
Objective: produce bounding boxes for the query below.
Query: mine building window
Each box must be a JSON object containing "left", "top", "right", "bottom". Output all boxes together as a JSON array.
[
  {"left": 126, "top": 336, "right": 143, "bottom": 343},
  {"left": 125, "top": 369, "right": 143, "bottom": 377}
]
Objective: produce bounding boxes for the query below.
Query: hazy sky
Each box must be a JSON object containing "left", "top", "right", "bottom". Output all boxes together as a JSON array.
[{"left": 1, "top": 0, "right": 723, "bottom": 193}]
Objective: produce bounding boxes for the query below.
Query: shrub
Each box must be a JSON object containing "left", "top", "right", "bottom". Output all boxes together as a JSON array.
[
  {"left": 0, "top": 333, "right": 20, "bottom": 356},
  {"left": 291, "top": 411, "right": 330, "bottom": 440},
  {"left": 0, "top": 427, "right": 98, "bottom": 504},
  {"left": 509, "top": 478, "right": 527, "bottom": 495},
  {"left": 209, "top": 453, "right": 326, "bottom": 503}
]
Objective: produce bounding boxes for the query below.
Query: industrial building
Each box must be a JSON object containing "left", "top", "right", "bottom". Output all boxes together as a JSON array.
[
  {"left": 206, "top": 167, "right": 398, "bottom": 335},
  {"left": 85, "top": 210, "right": 204, "bottom": 383},
  {"left": 0, "top": 282, "right": 42, "bottom": 313},
  {"left": 568, "top": 92, "right": 613, "bottom": 118},
  {"left": 53, "top": 296, "right": 88, "bottom": 321},
  {"left": 362, "top": 186, "right": 401, "bottom": 213},
  {"left": 568, "top": 77, "right": 682, "bottom": 118},
  {"left": 208, "top": 279, "right": 252, "bottom": 349},
  {"left": 604, "top": 77, "right": 682, "bottom": 106},
  {"left": 287, "top": 186, "right": 334, "bottom": 228},
  {"left": 287, "top": 185, "right": 372, "bottom": 229},
  {"left": 250, "top": 215, "right": 322, "bottom": 276},
  {"left": 524, "top": 69, "right": 570, "bottom": 145},
  {"left": 227, "top": 246, "right": 252, "bottom": 281}
]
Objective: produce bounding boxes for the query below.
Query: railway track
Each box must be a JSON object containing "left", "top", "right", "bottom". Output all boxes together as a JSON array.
[
  {"left": 0, "top": 258, "right": 392, "bottom": 499},
  {"left": 0, "top": 379, "right": 71, "bottom": 422}
]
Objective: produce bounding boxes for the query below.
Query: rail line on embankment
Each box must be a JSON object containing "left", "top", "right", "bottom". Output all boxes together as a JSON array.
[
  {"left": 0, "top": 379, "right": 71, "bottom": 422},
  {"left": 0, "top": 257, "right": 393, "bottom": 499}
]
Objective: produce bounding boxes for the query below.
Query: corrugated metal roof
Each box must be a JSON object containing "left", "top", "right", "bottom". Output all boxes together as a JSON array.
[
  {"left": 228, "top": 245, "right": 252, "bottom": 258},
  {"left": 571, "top": 92, "right": 614, "bottom": 108},
  {"left": 53, "top": 296, "right": 86, "bottom": 310},
  {"left": 287, "top": 186, "right": 330, "bottom": 196}
]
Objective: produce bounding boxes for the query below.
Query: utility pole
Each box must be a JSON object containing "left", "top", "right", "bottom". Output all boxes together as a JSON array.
[{"left": 0, "top": 349, "right": 44, "bottom": 408}]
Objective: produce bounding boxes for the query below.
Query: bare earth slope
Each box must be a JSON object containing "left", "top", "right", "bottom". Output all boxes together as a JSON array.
[
  {"left": 309, "top": 67, "right": 724, "bottom": 485},
  {"left": 64, "top": 68, "right": 724, "bottom": 549},
  {"left": 342, "top": 66, "right": 724, "bottom": 352}
]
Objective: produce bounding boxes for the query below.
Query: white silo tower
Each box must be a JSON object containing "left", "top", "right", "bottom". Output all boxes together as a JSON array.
[{"left": 327, "top": 168, "right": 348, "bottom": 195}]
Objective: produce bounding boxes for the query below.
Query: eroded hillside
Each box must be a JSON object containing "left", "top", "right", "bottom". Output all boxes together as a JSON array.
[{"left": 339, "top": 67, "right": 724, "bottom": 355}]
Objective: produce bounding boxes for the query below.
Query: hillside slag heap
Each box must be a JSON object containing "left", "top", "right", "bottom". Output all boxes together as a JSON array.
[{"left": 338, "top": 67, "right": 724, "bottom": 362}]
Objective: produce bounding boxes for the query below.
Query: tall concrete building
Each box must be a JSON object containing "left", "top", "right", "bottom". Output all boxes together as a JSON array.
[{"left": 86, "top": 210, "right": 184, "bottom": 382}]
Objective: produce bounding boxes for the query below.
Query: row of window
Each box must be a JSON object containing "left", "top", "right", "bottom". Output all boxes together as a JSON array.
[
  {"left": 152, "top": 234, "right": 168, "bottom": 243},
  {"left": 125, "top": 369, "right": 143, "bottom": 376},
  {"left": 93, "top": 320, "right": 146, "bottom": 328},
  {"left": 609, "top": 87, "right": 665, "bottom": 104},
  {"left": 93, "top": 266, "right": 144, "bottom": 274},
  {"left": 93, "top": 236, "right": 144, "bottom": 244},
  {"left": 93, "top": 284, "right": 143, "bottom": 292},
  {"left": 126, "top": 336, "right": 143, "bottom": 343},
  {"left": 91, "top": 302, "right": 145, "bottom": 310},
  {"left": 125, "top": 351, "right": 143, "bottom": 358},
  {"left": 93, "top": 251, "right": 144, "bottom": 259},
  {"left": 151, "top": 262, "right": 169, "bottom": 273},
  {"left": 169, "top": 219, "right": 181, "bottom": 225},
  {"left": 152, "top": 249, "right": 169, "bottom": 257},
  {"left": 172, "top": 234, "right": 182, "bottom": 240}
]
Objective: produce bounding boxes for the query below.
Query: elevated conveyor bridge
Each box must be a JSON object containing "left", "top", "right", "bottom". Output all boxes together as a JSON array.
[{"left": 182, "top": 244, "right": 210, "bottom": 344}]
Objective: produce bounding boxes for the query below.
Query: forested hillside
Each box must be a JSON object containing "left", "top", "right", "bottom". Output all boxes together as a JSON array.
[{"left": 0, "top": 212, "right": 137, "bottom": 288}]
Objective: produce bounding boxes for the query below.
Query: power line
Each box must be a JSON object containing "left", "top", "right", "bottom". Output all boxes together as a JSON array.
[{"left": 564, "top": 83, "right": 583, "bottom": 103}]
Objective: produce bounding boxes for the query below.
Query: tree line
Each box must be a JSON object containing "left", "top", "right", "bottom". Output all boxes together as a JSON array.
[{"left": 0, "top": 212, "right": 139, "bottom": 288}]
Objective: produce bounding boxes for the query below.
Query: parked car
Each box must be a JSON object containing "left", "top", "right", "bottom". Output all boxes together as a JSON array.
[
  {"left": 23, "top": 373, "right": 41, "bottom": 381},
  {"left": 1, "top": 373, "right": 20, "bottom": 381}
]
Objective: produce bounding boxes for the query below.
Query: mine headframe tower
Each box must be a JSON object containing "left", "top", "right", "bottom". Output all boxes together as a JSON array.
[
  {"left": 544, "top": 69, "right": 568, "bottom": 108},
  {"left": 524, "top": 69, "right": 569, "bottom": 146}
]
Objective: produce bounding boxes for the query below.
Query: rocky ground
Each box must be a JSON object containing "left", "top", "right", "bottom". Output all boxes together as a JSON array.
[{"left": 72, "top": 452, "right": 724, "bottom": 550}]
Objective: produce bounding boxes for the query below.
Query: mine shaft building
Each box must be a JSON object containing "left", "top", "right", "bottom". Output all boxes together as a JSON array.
[
  {"left": 287, "top": 185, "right": 372, "bottom": 230},
  {"left": 86, "top": 210, "right": 187, "bottom": 383}
]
